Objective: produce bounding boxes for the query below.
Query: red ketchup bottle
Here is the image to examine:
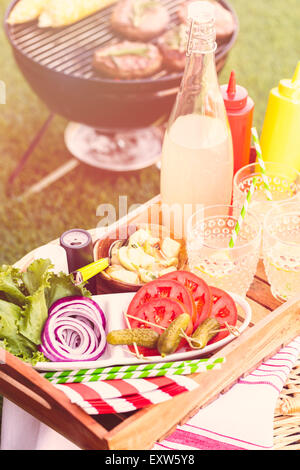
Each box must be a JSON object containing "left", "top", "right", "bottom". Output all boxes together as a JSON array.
[{"left": 221, "top": 71, "right": 255, "bottom": 174}]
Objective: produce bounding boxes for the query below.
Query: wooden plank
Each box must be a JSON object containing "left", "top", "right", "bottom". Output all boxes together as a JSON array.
[
  {"left": 106, "top": 295, "right": 300, "bottom": 450},
  {"left": 255, "top": 259, "right": 269, "bottom": 283},
  {"left": 247, "top": 277, "right": 281, "bottom": 311}
]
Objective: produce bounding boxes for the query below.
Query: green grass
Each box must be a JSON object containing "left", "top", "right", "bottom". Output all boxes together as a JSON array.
[
  {"left": 0, "top": 0, "right": 300, "bottom": 266},
  {"left": 0, "top": 0, "right": 299, "bottom": 436}
]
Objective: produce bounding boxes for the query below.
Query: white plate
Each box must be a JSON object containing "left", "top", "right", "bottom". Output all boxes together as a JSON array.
[{"left": 35, "top": 291, "right": 252, "bottom": 371}]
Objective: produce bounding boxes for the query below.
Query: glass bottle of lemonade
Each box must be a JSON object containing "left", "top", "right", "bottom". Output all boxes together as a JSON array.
[{"left": 160, "top": 1, "right": 233, "bottom": 234}]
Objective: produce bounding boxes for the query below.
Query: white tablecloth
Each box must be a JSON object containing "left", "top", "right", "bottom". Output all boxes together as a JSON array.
[{"left": 1, "top": 399, "right": 79, "bottom": 450}]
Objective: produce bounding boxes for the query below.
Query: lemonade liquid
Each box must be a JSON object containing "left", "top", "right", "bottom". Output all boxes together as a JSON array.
[{"left": 161, "top": 113, "right": 233, "bottom": 209}]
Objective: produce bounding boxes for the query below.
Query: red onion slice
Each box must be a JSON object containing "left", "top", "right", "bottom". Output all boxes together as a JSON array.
[
  {"left": 48, "top": 296, "right": 106, "bottom": 328},
  {"left": 40, "top": 296, "right": 107, "bottom": 362}
]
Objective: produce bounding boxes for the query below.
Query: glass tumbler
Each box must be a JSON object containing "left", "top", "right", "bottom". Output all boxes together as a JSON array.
[
  {"left": 233, "top": 162, "right": 300, "bottom": 225},
  {"left": 187, "top": 205, "right": 261, "bottom": 297},
  {"left": 263, "top": 201, "right": 300, "bottom": 302}
]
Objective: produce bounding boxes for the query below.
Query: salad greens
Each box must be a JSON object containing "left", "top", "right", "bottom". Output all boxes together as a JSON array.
[{"left": 0, "top": 259, "right": 91, "bottom": 365}]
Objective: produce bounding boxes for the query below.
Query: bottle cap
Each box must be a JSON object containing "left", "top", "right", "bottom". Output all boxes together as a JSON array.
[
  {"left": 221, "top": 70, "right": 249, "bottom": 111},
  {"left": 278, "top": 61, "right": 300, "bottom": 100},
  {"left": 187, "top": 1, "right": 215, "bottom": 22},
  {"left": 60, "top": 229, "right": 93, "bottom": 273},
  {"left": 60, "top": 228, "right": 97, "bottom": 294}
]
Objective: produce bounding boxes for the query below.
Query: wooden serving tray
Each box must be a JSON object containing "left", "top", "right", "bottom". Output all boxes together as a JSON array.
[{"left": 1, "top": 195, "right": 300, "bottom": 450}]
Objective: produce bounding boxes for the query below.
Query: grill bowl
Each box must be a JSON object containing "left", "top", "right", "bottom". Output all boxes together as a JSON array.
[{"left": 5, "top": 0, "right": 239, "bottom": 129}]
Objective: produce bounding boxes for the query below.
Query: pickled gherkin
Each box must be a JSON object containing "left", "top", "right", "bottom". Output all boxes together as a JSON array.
[
  {"left": 191, "top": 318, "right": 220, "bottom": 349},
  {"left": 157, "top": 313, "right": 190, "bottom": 357},
  {"left": 107, "top": 328, "right": 159, "bottom": 349}
]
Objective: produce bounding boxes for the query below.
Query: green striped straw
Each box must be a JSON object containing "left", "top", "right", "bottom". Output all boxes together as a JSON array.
[
  {"left": 229, "top": 177, "right": 257, "bottom": 248},
  {"left": 42, "top": 357, "right": 225, "bottom": 384},
  {"left": 49, "top": 364, "right": 221, "bottom": 383},
  {"left": 251, "top": 127, "right": 273, "bottom": 201},
  {"left": 44, "top": 360, "right": 224, "bottom": 384}
]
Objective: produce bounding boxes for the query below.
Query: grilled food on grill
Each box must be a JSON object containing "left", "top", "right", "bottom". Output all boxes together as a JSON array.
[
  {"left": 38, "top": 0, "right": 118, "bottom": 27},
  {"left": 111, "top": 0, "right": 170, "bottom": 41},
  {"left": 7, "top": 0, "right": 118, "bottom": 27},
  {"left": 6, "top": 0, "right": 45, "bottom": 24},
  {"left": 157, "top": 24, "right": 187, "bottom": 71},
  {"left": 93, "top": 40, "right": 163, "bottom": 79},
  {"left": 177, "top": 0, "right": 235, "bottom": 43}
]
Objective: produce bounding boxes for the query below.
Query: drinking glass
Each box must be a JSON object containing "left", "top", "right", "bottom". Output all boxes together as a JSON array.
[
  {"left": 263, "top": 201, "right": 300, "bottom": 302},
  {"left": 187, "top": 205, "right": 261, "bottom": 297},
  {"left": 233, "top": 162, "right": 300, "bottom": 225}
]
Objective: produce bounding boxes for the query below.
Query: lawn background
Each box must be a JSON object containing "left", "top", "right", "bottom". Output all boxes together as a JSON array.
[{"left": 0, "top": 0, "right": 299, "bottom": 437}]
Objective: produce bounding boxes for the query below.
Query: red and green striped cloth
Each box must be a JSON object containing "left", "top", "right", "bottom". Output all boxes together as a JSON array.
[{"left": 41, "top": 357, "right": 225, "bottom": 414}]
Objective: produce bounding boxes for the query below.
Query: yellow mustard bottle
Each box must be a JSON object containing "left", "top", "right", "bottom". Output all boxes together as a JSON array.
[{"left": 260, "top": 62, "right": 300, "bottom": 170}]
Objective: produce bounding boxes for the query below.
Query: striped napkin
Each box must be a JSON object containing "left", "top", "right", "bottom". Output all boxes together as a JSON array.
[
  {"left": 54, "top": 375, "right": 199, "bottom": 414},
  {"left": 153, "top": 337, "right": 300, "bottom": 451},
  {"left": 40, "top": 358, "right": 224, "bottom": 414}
]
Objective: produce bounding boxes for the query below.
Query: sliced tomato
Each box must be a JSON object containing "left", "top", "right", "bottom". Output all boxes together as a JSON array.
[
  {"left": 127, "top": 279, "right": 196, "bottom": 325},
  {"left": 208, "top": 287, "right": 238, "bottom": 344},
  {"left": 160, "top": 271, "right": 212, "bottom": 329},
  {"left": 127, "top": 297, "right": 193, "bottom": 356}
]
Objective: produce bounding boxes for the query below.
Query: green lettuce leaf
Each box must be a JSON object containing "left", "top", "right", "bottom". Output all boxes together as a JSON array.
[
  {"left": 0, "top": 338, "right": 49, "bottom": 365},
  {"left": 45, "top": 272, "right": 91, "bottom": 308},
  {"left": 0, "top": 299, "right": 36, "bottom": 357},
  {"left": 22, "top": 258, "right": 53, "bottom": 295},
  {"left": 25, "top": 350, "right": 49, "bottom": 366},
  {"left": 0, "top": 266, "right": 26, "bottom": 306},
  {"left": 19, "top": 286, "right": 48, "bottom": 346}
]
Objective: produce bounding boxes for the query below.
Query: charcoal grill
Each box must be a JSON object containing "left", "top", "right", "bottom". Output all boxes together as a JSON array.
[
  {"left": 4, "top": 0, "right": 238, "bottom": 189},
  {"left": 5, "top": 0, "right": 238, "bottom": 129}
]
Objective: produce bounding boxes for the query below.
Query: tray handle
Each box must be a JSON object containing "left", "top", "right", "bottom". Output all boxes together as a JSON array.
[{"left": 0, "top": 349, "right": 109, "bottom": 450}]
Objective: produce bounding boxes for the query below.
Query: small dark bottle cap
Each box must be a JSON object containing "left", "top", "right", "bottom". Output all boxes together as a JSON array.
[{"left": 60, "top": 229, "right": 96, "bottom": 294}]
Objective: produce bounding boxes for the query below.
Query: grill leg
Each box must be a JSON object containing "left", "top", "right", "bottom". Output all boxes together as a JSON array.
[{"left": 6, "top": 112, "right": 55, "bottom": 197}]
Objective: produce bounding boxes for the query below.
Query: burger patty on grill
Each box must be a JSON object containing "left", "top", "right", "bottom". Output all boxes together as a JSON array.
[
  {"left": 177, "top": 0, "right": 235, "bottom": 43},
  {"left": 93, "top": 40, "right": 163, "bottom": 79},
  {"left": 111, "top": 0, "right": 170, "bottom": 41},
  {"left": 157, "top": 24, "right": 187, "bottom": 71}
]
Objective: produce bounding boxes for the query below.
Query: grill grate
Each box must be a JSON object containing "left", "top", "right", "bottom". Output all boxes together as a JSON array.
[{"left": 6, "top": 0, "right": 230, "bottom": 83}]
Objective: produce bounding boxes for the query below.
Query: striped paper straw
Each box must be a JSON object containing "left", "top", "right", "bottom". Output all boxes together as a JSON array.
[
  {"left": 44, "top": 360, "right": 225, "bottom": 384},
  {"left": 42, "top": 357, "right": 225, "bottom": 383},
  {"left": 229, "top": 177, "right": 257, "bottom": 248},
  {"left": 251, "top": 127, "right": 273, "bottom": 201}
]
